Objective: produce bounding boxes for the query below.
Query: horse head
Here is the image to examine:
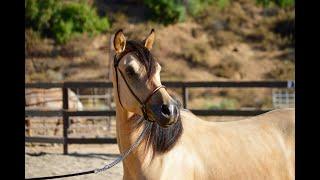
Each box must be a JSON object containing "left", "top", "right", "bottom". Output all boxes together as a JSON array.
[{"left": 111, "top": 29, "right": 180, "bottom": 128}]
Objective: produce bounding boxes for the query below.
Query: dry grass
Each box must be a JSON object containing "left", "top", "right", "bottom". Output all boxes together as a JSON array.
[
  {"left": 264, "top": 60, "right": 295, "bottom": 80},
  {"left": 181, "top": 42, "right": 211, "bottom": 67},
  {"left": 25, "top": 29, "right": 55, "bottom": 58},
  {"left": 212, "top": 55, "right": 242, "bottom": 78}
]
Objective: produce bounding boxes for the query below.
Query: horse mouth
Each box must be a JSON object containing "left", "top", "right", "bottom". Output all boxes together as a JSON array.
[
  {"left": 147, "top": 105, "right": 180, "bottom": 128},
  {"left": 154, "top": 116, "right": 179, "bottom": 128},
  {"left": 159, "top": 119, "right": 177, "bottom": 128}
]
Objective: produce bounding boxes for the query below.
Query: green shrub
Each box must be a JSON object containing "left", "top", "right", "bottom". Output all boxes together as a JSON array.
[
  {"left": 143, "top": 0, "right": 229, "bottom": 24},
  {"left": 187, "top": 0, "right": 229, "bottom": 16},
  {"left": 187, "top": 0, "right": 213, "bottom": 16},
  {"left": 144, "top": 0, "right": 186, "bottom": 25},
  {"left": 186, "top": 0, "right": 230, "bottom": 17},
  {"left": 256, "top": 0, "right": 295, "bottom": 7},
  {"left": 25, "top": 0, "right": 61, "bottom": 31},
  {"left": 25, "top": 0, "right": 110, "bottom": 44}
]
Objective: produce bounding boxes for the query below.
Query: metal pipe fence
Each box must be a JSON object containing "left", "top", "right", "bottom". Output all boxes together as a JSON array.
[{"left": 25, "top": 80, "right": 295, "bottom": 154}]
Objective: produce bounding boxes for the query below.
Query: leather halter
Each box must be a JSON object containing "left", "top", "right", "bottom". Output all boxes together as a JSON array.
[{"left": 113, "top": 51, "right": 165, "bottom": 122}]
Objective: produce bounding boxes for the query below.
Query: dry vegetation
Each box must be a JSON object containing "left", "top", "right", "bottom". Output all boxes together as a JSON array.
[{"left": 25, "top": 0, "right": 294, "bottom": 110}]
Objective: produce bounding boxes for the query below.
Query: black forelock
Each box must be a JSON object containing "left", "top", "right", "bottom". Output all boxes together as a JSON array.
[{"left": 119, "top": 40, "right": 157, "bottom": 78}]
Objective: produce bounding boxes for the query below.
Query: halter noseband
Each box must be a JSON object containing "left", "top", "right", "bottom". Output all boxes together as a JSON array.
[{"left": 113, "top": 52, "right": 165, "bottom": 122}]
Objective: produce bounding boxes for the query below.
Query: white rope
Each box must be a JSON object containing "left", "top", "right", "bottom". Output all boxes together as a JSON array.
[{"left": 94, "top": 117, "right": 151, "bottom": 173}]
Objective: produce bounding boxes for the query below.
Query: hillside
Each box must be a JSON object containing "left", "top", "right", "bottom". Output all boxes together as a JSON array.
[{"left": 25, "top": 0, "right": 295, "bottom": 110}]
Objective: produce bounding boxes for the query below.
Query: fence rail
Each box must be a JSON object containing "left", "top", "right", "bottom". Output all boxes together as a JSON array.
[
  {"left": 25, "top": 80, "right": 295, "bottom": 88},
  {"left": 25, "top": 109, "right": 271, "bottom": 118},
  {"left": 25, "top": 80, "right": 295, "bottom": 154}
]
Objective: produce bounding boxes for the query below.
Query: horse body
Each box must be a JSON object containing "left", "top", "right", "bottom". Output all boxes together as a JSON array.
[
  {"left": 110, "top": 29, "right": 295, "bottom": 180},
  {"left": 119, "top": 108, "right": 294, "bottom": 180}
]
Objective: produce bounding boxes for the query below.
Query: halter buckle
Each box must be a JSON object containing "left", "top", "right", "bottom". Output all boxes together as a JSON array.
[{"left": 114, "top": 56, "right": 119, "bottom": 68}]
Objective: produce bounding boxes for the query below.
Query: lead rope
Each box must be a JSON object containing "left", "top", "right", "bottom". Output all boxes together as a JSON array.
[
  {"left": 95, "top": 119, "right": 150, "bottom": 173},
  {"left": 26, "top": 117, "right": 151, "bottom": 180}
]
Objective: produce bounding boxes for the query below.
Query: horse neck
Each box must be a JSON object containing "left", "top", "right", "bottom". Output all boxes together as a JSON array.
[
  {"left": 112, "top": 83, "right": 150, "bottom": 176},
  {"left": 114, "top": 98, "right": 137, "bottom": 153}
]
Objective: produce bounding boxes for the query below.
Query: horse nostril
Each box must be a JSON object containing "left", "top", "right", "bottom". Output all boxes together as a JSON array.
[{"left": 161, "top": 104, "right": 171, "bottom": 117}]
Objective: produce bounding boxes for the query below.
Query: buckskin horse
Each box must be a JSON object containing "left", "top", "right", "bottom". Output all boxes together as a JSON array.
[{"left": 110, "top": 29, "right": 294, "bottom": 180}]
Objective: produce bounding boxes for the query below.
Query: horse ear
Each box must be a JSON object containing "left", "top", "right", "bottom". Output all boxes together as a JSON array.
[
  {"left": 113, "top": 29, "right": 126, "bottom": 53},
  {"left": 144, "top": 29, "right": 155, "bottom": 50}
]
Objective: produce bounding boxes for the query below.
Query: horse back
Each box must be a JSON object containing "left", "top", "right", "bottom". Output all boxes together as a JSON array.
[{"left": 169, "top": 108, "right": 295, "bottom": 180}]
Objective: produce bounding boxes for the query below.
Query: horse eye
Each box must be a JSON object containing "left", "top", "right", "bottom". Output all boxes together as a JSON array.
[{"left": 125, "top": 66, "right": 136, "bottom": 76}]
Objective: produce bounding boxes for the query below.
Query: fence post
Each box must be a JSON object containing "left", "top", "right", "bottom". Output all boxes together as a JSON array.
[
  {"left": 62, "top": 86, "right": 69, "bottom": 155},
  {"left": 182, "top": 86, "right": 188, "bottom": 109}
]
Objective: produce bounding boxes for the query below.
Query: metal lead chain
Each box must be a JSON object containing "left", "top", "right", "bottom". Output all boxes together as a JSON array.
[{"left": 94, "top": 118, "right": 151, "bottom": 174}]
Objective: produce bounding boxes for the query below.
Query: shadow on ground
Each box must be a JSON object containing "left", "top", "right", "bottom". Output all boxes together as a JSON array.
[{"left": 26, "top": 152, "right": 120, "bottom": 160}]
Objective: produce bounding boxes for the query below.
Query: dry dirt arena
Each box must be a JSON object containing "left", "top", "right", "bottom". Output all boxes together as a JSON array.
[
  {"left": 26, "top": 144, "right": 123, "bottom": 179},
  {"left": 25, "top": 116, "right": 245, "bottom": 179}
]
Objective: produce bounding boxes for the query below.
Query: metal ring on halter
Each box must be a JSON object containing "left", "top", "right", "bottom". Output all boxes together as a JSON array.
[{"left": 114, "top": 54, "right": 165, "bottom": 122}]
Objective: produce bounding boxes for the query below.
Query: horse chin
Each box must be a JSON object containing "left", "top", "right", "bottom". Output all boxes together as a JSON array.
[
  {"left": 153, "top": 121, "right": 171, "bottom": 128},
  {"left": 155, "top": 114, "right": 179, "bottom": 128},
  {"left": 158, "top": 123, "right": 172, "bottom": 128},
  {"left": 146, "top": 114, "right": 173, "bottom": 128}
]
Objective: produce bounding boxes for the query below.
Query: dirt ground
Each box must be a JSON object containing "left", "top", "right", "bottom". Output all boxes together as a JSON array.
[
  {"left": 25, "top": 144, "right": 122, "bottom": 180},
  {"left": 25, "top": 117, "right": 119, "bottom": 180}
]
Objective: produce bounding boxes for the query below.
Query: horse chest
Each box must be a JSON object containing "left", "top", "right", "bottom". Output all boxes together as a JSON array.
[{"left": 142, "top": 148, "right": 208, "bottom": 180}]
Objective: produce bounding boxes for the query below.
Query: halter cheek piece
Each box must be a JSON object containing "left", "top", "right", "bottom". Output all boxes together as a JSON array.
[{"left": 113, "top": 52, "right": 165, "bottom": 122}]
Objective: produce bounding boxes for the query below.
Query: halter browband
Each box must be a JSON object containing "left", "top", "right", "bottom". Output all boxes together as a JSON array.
[{"left": 113, "top": 51, "right": 165, "bottom": 122}]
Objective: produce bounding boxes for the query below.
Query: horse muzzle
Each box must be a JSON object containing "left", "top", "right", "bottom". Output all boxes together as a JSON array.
[{"left": 148, "top": 102, "right": 180, "bottom": 128}]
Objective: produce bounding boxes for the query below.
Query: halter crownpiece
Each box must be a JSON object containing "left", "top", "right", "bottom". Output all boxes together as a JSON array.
[{"left": 113, "top": 53, "right": 165, "bottom": 122}]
